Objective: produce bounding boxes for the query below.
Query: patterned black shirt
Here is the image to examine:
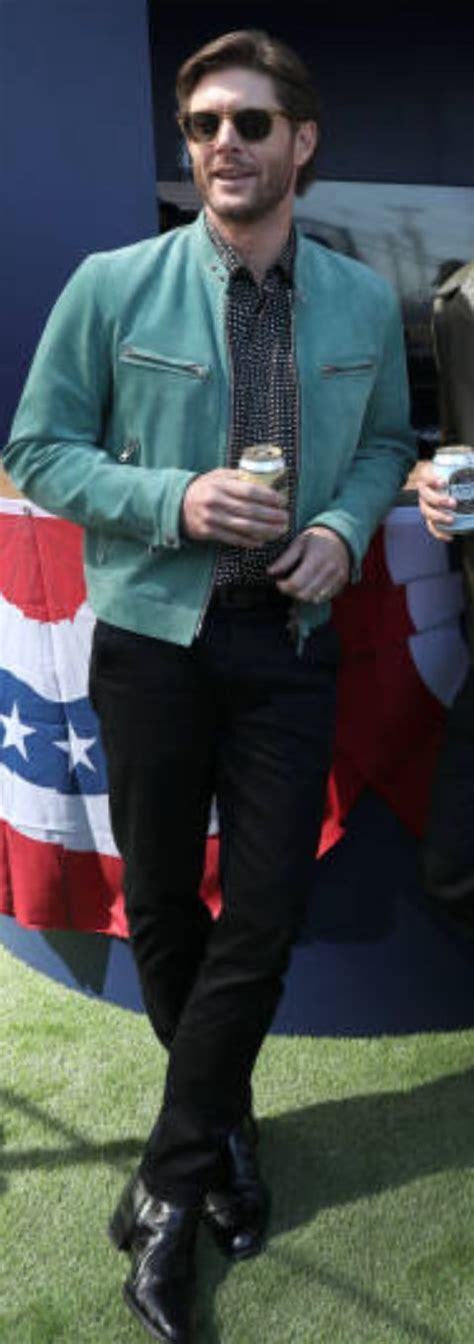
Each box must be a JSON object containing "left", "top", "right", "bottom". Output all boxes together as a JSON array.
[{"left": 206, "top": 217, "right": 299, "bottom": 588}]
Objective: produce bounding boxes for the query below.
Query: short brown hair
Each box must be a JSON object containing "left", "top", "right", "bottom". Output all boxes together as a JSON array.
[{"left": 176, "top": 29, "right": 321, "bottom": 195}]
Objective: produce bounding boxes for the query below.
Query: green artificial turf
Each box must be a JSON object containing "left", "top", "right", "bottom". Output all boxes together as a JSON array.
[{"left": 1, "top": 942, "right": 474, "bottom": 1344}]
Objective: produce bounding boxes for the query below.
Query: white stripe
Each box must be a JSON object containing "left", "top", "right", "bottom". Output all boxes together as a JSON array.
[
  {"left": 384, "top": 505, "right": 451, "bottom": 583},
  {"left": 0, "top": 498, "right": 53, "bottom": 518},
  {"left": 408, "top": 626, "right": 469, "bottom": 709},
  {"left": 0, "top": 593, "right": 94, "bottom": 700},
  {"left": 384, "top": 507, "right": 468, "bottom": 706},
  {"left": 0, "top": 763, "right": 119, "bottom": 854},
  {"left": 405, "top": 571, "right": 465, "bottom": 635},
  {"left": 0, "top": 765, "right": 218, "bottom": 850}
]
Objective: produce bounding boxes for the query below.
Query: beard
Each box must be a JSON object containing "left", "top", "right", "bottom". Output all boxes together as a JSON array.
[{"left": 192, "top": 151, "right": 296, "bottom": 224}]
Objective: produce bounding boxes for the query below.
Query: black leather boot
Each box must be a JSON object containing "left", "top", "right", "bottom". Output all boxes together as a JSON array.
[
  {"left": 203, "top": 1117, "right": 270, "bottom": 1261},
  {"left": 110, "top": 1176, "right": 198, "bottom": 1343},
  {"left": 109, "top": 1170, "right": 151, "bottom": 1253}
]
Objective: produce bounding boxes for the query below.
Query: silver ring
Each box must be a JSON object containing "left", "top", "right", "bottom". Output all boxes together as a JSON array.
[{"left": 314, "top": 587, "right": 329, "bottom": 603}]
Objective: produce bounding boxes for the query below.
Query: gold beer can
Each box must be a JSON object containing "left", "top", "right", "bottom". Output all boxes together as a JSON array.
[{"left": 238, "top": 444, "right": 289, "bottom": 506}]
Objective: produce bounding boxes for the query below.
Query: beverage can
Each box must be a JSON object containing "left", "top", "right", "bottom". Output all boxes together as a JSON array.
[
  {"left": 433, "top": 445, "right": 474, "bottom": 533},
  {"left": 237, "top": 444, "right": 289, "bottom": 505}
]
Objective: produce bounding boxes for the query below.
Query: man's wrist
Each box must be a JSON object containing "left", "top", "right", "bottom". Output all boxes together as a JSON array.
[
  {"left": 303, "top": 525, "right": 354, "bottom": 584},
  {"left": 303, "top": 524, "right": 351, "bottom": 555}
]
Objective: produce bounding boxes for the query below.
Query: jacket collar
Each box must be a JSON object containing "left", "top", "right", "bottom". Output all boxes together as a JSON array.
[{"left": 192, "top": 209, "right": 304, "bottom": 291}]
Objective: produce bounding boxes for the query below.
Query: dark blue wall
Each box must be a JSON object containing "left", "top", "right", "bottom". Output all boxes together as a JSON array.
[
  {"left": 147, "top": 3, "right": 474, "bottom": 188},
  {"left": 1, "top": 0, "right": 158, "bottom": 445},
  {"left": 4, "top": 2, "right": 472, "bottom": 446}
]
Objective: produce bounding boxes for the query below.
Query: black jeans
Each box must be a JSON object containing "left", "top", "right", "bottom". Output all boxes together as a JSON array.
[
  {"left": 421, "top": 665, "right": 474, "bottom": 901},
  {"left": 89, "top": 599, "right": 339, "bottom": 1202}
]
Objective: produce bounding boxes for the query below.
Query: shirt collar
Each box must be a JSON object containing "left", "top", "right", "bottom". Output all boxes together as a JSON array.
[{"left": 204, "top": 213, "right": 296, "bottom": 284}]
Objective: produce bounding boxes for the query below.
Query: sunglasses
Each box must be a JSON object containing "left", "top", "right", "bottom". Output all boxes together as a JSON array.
[{"left": 179, "top": 107, "right": 292, "bottom": 144}]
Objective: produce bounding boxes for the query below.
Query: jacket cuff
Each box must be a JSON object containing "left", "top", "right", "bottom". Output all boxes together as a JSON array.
[{"left": 149, "top": 470, "right": 198, "bottom": 551}]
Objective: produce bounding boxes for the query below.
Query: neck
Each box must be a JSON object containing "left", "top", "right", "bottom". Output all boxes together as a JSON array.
[{"left": 205, "top": 205, "right": 293, "bottom": 284}]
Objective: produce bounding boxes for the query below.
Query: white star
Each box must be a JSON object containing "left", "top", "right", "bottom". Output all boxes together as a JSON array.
[
  {"left": 54, "top": 723, "right": 97, "bottom": 773},
  {"left": 0, "top": 702, "right": 36, "bottom": 760}
]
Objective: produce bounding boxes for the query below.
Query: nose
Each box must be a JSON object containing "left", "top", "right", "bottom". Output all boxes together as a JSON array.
[{"left": 213, "top": 113, "right": 242, "bottom": 149}]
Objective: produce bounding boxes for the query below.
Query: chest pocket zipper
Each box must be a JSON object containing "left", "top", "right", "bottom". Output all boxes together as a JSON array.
[
  {"left": 320, "top": 360, "right": 375, "bottom": 377},
  {"left": 119, "top": 345, "right": 210, "bottom": 380}
]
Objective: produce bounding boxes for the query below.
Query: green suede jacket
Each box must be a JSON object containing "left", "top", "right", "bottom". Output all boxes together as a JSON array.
[{"left": 4, "top": 212, "right": 416, "bottom": 647}]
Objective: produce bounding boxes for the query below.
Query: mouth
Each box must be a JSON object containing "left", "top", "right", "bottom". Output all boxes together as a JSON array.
[{"left": 212, "top": 166, "right": 255, "bottom": 182}]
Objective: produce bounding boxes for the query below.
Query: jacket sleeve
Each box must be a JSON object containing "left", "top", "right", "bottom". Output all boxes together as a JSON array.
[
  {"left": 304, "top": 287, "right": 417, "bottom": 579},
  {"left": 2, "top": 255, "right": 196, "bottom": 550}
]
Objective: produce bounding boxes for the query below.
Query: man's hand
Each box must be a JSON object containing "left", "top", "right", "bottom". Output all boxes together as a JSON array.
[
  {"left": 417, "top": 460, "right": 456, "bottom": 541},
  {"left": 267, "top": 526, "right": 350, "bottom": 602},
  {"left": 181, "top": 469, "right": 289, "bottom": 546},
  {"left": 182, "top": 467, "right": 290, "bottom": 540}
]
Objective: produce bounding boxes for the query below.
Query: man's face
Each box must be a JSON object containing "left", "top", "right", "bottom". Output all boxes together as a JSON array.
[{"left": 184, "top": 66, "right": 316, "bottom": 226}]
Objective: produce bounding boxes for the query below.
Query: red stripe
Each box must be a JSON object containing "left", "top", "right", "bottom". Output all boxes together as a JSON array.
[
  {"left": 0, "top": 820, "right": 127, "bottom": 934},
  {"left": 0, "top": 520, "right": 447, "bottom": 935},
  {"left": 0, "top": 820, "right": 222, "bottom": 933},
  {"left": 0, "top": 513, "right": 85, "bottom": 620}
]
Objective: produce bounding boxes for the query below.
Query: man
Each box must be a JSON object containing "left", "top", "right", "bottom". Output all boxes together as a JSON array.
[
  {"left": 3, "top": 29, "right": 415, "bottom": 1343},
  {"left": 417, "top": 260, "right": 474, "bottom": 927}
]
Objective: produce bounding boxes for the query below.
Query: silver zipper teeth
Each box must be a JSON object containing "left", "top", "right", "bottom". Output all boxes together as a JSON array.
[
  {"left": 290, "top": 293, "right": 299, "bottom": 534},
  {"left": 195, "top": 288, "right": 232, "bottom": 638},
  {"left": 322, "top": 362, "right": 374, "bottom": 375},
  {"left": 195, "top": 533, "right": 219, "bottom": 635},
  {"left": 121, "top": 347, "right": 208, "bottom": 379},
  {"left": 118, "top": 438, "right": 139, "bottom": 463}
]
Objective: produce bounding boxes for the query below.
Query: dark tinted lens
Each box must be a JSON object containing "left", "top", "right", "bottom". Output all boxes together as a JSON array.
[
  {"left": 186, "top": 111, "right": 220, "bottom": 141},
  {"left": 234, "top": 109, "right": 273, "bottom": 141},
  {"left": 181, "top": 108, "right": 278, "bottom": 143}
]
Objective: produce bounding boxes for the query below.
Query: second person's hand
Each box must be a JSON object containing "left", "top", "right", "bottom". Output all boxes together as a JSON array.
[{"left": 417, "top": 461, "right": 456, "bottom": 540}]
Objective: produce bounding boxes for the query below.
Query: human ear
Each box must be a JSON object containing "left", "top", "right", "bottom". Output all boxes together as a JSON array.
[{"left": 294, "top": 120, "right": 318, "bottom": 168}]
